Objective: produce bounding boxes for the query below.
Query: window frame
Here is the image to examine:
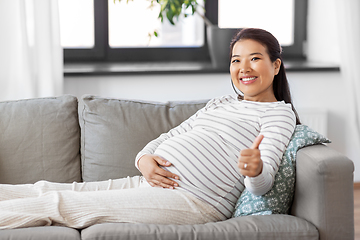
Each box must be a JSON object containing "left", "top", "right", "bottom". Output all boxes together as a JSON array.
[{"left": 63, "top": 0, "right": 307, "bottom": 63}]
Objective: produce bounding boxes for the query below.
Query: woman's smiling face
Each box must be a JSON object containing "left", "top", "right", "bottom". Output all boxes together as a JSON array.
[{"left": 230, "top": 39, "right": 281, "bottom": 102}]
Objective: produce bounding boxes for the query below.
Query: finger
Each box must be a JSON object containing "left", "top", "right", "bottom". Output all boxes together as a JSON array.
[
  {"left": 150, "top": 169, "right": 179, "bottom": 186},
  {"left": 154, "top": 156, "right": 172, "bottom": 167},
  {"left": 251, "top": 135, "right": 264, "bottom": 149},
  {"left": 152, "top": 180, "right": 174, "bottom": 189},
  {"left": 154, "top": 172, "right": 179, "bottom": 186},
  {"left": 156, "top": 166, "right": 180, "bottom": 180},
  {"left": 159, "top": 179, "right": 178, "bottom": 189},
  {"left": 238, "top": 167, "right": 250, "bottom": 177},
  {"left": 242, "top": 162, "right": 249, "bottom": 170},
  {"left": 240, "top": 149, "right": 257, "bottom": 156},
  {"left": 151, "top": 177, "right": 178, "bottom": 189}
]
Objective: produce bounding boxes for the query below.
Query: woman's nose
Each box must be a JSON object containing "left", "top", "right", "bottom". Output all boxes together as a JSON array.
[{"left": 240, "top": 61, "right": 251, "bottom": 73}]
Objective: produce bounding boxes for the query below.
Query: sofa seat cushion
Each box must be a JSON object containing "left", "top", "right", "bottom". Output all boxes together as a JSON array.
[
  {"left": 81, "top": 215, "right": 318, "bottom": 240},
  {"left": 0, "top": 226, "right": 81, "bottom": 240},
  {"left": 0, "top": 95, "right": 81, "bottom": 184}
]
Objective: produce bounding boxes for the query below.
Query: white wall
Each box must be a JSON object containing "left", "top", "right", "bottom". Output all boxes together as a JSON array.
[
  {"left": 64, "top": 0, "right": 360, "bottom": 181},
  {"left": 305, "top": 0, "right": 360, "bottom": 181},
  {"left": 64, "top": 73, "right": 233, "bottom": 102}
]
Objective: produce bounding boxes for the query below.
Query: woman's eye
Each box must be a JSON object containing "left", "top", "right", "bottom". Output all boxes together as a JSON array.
[
  {"left": 251, "top": 57, "right": 260, "bottom": 61},
  {"left": 232, "top": 59, "right": 240, "bottom": 63}
]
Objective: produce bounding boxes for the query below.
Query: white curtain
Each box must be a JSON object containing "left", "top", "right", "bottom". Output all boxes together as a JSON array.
[
  {"left": 0, "top": 0, "right": 63, "bottom": 101},
  {"left": 336, "top": 1, "right": 360, "bottom": 139}
]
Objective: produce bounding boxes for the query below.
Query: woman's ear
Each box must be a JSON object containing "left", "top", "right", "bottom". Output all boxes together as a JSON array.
[{"left": 274, "top": 58, "right": 281, "bottom": 75}]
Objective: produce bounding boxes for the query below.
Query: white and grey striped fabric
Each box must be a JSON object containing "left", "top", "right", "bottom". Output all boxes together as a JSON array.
[{"left": 136, "top": 95, "right": 296, "bottom": 219}]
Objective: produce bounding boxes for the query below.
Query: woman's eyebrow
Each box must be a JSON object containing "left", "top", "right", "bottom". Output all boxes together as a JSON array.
[
  {"left": 231, "top": 52, "right": 263, "bottom": 58},
  {"left": 250, "top": 52, "right": 263, "bottom": 56}
]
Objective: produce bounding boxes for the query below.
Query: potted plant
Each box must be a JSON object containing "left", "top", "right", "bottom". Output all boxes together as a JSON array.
[{"left": 116, "top": 0, "right": 239, "bottom": 70}]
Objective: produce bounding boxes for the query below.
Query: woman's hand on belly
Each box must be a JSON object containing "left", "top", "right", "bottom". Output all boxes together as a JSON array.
[{"left": 138, "top": 154, "right": 180, "bottom": 189}]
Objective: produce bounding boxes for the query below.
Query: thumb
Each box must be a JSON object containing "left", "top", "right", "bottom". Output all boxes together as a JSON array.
[{"left": 251, "top": 135, "right": 264, "bottom": 149}]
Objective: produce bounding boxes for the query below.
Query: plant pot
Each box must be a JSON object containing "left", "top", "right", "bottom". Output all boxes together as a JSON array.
[{"left": 206, "top": 26, "right": 240, "bottom": 70}]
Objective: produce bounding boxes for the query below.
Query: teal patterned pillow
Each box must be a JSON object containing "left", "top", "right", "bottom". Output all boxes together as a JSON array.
[{"left": 232, "top": 125, "right": 331, "bottom": 217}]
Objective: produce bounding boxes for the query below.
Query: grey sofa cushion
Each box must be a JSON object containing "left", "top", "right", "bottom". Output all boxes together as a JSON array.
[
  {"left": 79, "top": 95, "right": 208, "bottom": 182},
  {"left": 0, "top": 226, "right": 81, "bottom": 240},
  {"left": 81, "top": 215, "right": 318, "bottom": 240},
  {"left": 0, "top": 95, "right": 81, "bottom": 184}
]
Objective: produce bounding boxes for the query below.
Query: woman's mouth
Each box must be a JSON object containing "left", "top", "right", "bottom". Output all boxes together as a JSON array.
[{"left": 240, "top": 76, "right": 257, "bottom": 85}]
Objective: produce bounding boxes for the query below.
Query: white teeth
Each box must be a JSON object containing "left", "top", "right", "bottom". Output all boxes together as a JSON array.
[{"left": 242, "top": 77, "right": 256, "bottom": 82}]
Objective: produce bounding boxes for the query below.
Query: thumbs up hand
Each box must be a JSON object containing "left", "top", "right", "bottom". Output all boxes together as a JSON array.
[{"left": 238, "top": 135, "right": 264, "bottom": 177}]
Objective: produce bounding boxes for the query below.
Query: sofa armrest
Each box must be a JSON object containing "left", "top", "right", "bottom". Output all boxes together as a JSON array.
[{"left": 291, "top": 144, "right": 354, "bottom": 240}]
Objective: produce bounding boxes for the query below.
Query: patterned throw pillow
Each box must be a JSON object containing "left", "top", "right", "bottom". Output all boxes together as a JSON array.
[{"left": 232, "top": 125, "right": 331, "bottom": 217}]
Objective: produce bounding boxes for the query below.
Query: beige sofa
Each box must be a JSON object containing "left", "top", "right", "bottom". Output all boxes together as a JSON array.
[{"left": 0, "top": 95, "right": 354, "bottom": 240}]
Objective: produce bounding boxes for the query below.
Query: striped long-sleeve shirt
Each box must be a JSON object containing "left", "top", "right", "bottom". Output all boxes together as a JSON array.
[{"left": 135, "top": 95, "right": 296, "bottom": 219}]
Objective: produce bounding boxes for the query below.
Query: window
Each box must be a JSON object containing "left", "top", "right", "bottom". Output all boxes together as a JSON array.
[
  {"left": 59, "top": 0, "right": 94, "bottom": 48},
  {"left": 59, "top": 0, "right": 307, "bottom": 62},
  {"left": 218, "top": 0, "right": 294, "bottom": 46},
  {"left": 215, "top": 0, "right": 307, "bottom": 59},
  {"left": 108, "top": 0, "right": 205, "bottom": 48}
]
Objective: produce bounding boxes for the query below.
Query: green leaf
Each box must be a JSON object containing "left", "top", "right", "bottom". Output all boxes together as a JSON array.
[
  {"left": 191, "top": 4, "right": 196, "bottom": 14},
  {"left": 174, "top": 0, "right": 181, "bottom": 8},
  {"left": 158, "top": 12, "right": 164, "bottom": 22},
  {"left": 166, "top": 10, "right": 175, "bottom": 25},
  {"left": 160, "top": 0, "right": 168, "bottom": 11},
  {"left": 170, "top": 3, "right": 176, "bottom": 13}
]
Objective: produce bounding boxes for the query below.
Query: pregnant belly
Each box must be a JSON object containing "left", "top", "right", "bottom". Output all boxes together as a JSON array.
[{"left": 153, "top": 130, "right": 239, "bottom": 196}]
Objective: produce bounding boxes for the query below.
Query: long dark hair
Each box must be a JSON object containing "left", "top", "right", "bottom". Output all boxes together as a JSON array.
[{"left": 230, "top": 28, "right": 301, "bottom": 125}]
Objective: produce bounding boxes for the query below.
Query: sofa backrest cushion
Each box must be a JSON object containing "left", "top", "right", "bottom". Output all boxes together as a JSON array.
[
  {"left": 0, "top": 95, "right": 81, "bottom": 184},
  {"left": 79, "top": 95, "right": 208, "bottom": 182}
]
